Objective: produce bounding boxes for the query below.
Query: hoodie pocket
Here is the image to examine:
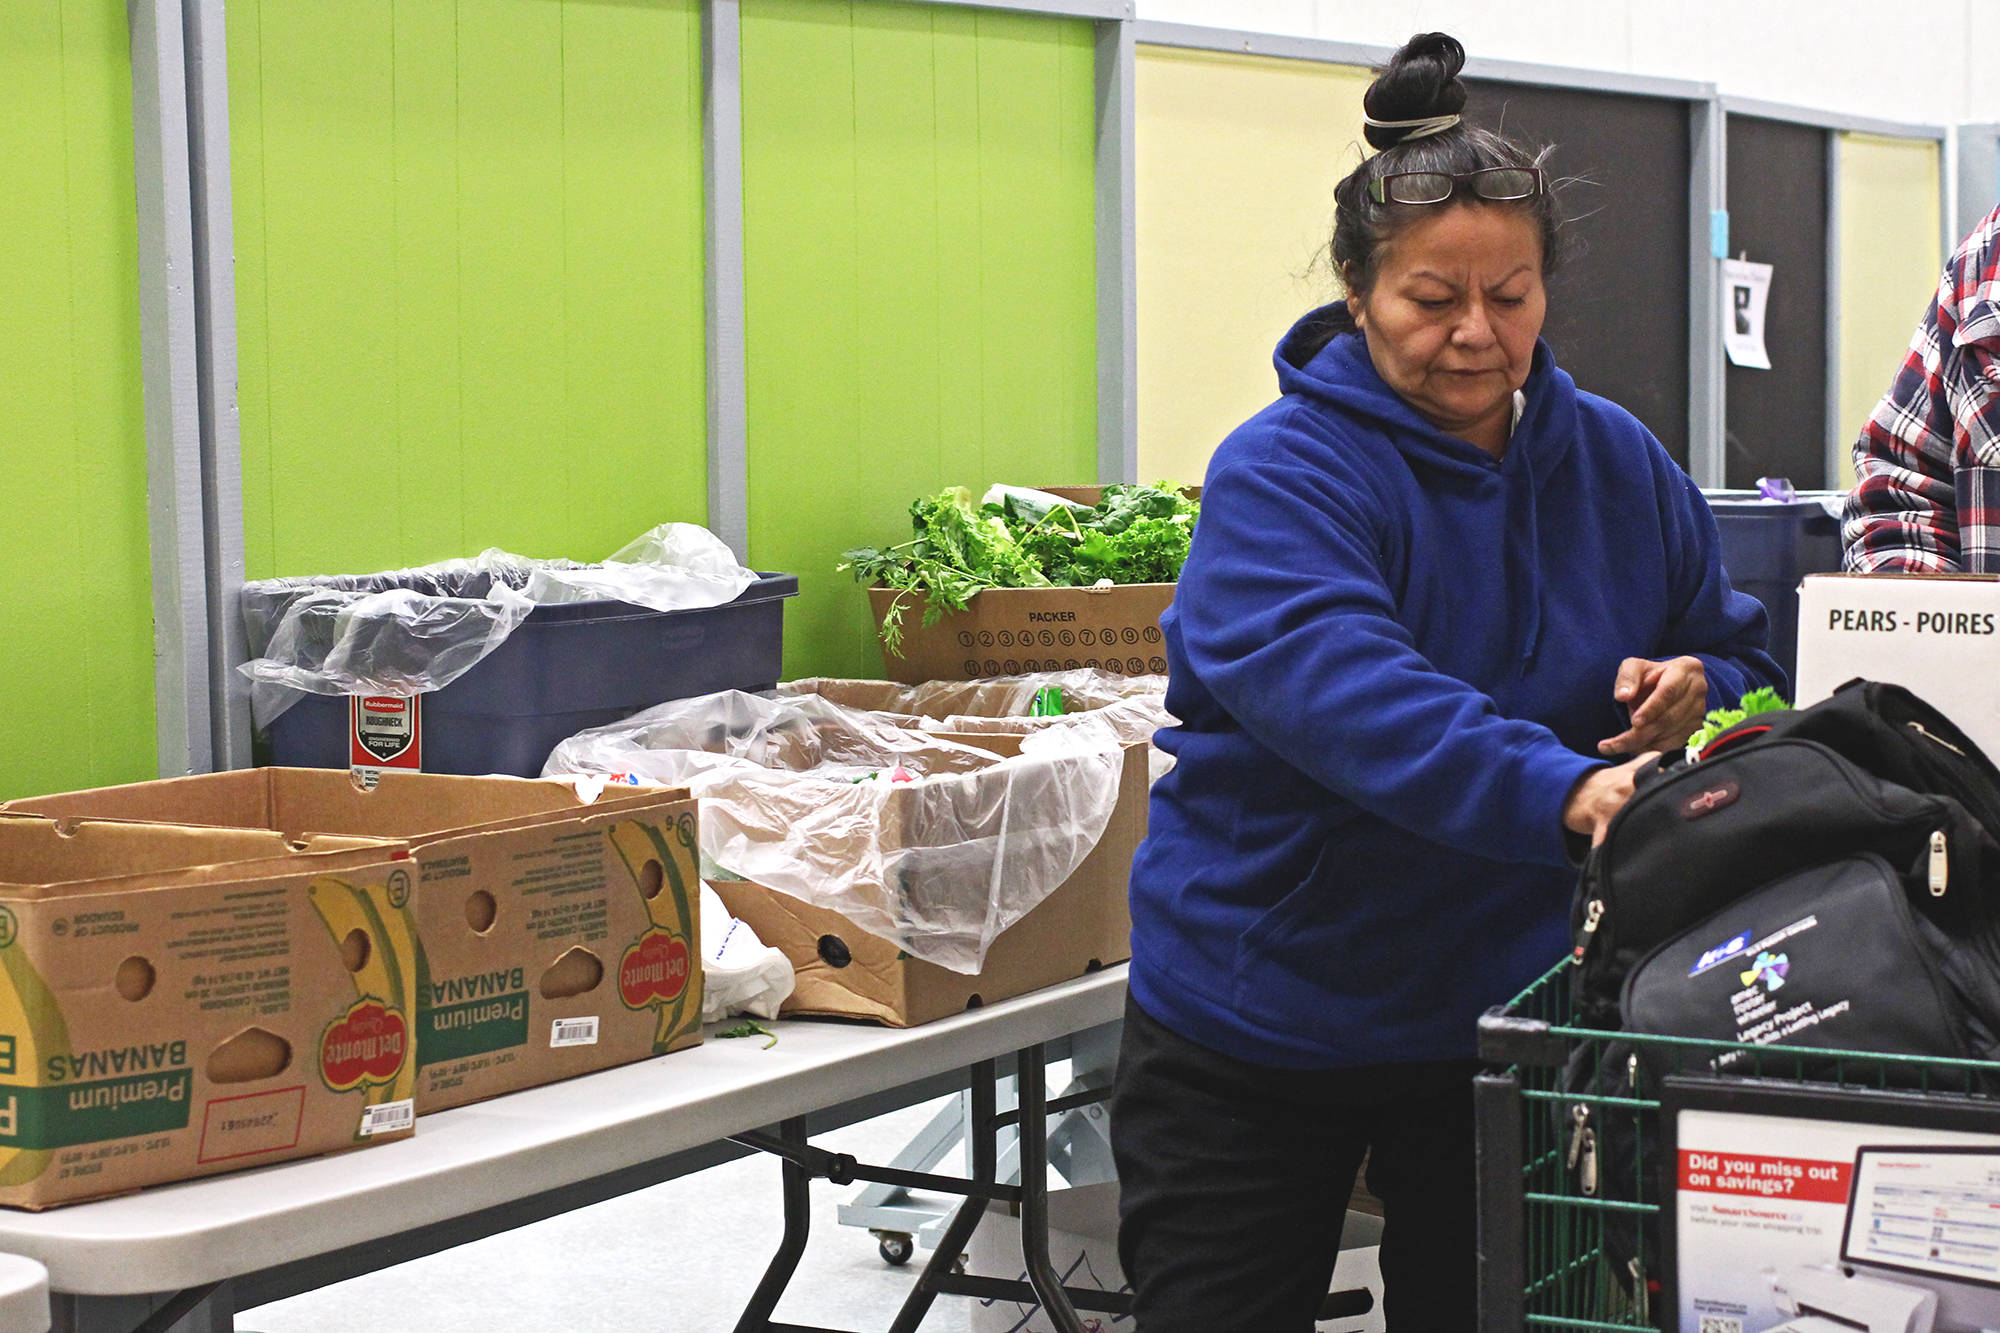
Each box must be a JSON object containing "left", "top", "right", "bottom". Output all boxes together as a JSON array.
[{"left": 1227, "top": 838, "right": 1429, "bottom": 1034}]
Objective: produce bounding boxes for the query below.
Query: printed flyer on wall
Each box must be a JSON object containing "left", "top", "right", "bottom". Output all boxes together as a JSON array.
[{"left": 1672, "top": 1101, "right": 2000, "bottom": 1333}]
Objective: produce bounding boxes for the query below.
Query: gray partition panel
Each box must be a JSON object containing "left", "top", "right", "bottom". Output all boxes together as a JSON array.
[
  {"left": 1723, "top": 114, "right": 1829, "bottom": 489},
  {"left": 1961, "top": 125, "right": 2000, "bottom": 244},
  {"left": 1463, "top": 78, "right": 1692, "bottom": 466}
]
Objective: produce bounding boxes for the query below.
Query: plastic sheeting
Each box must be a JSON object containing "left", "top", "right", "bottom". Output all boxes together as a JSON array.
[
  {"left": 239, "top": 524, "right": 758, "bottom": 727},
  {"left": 542, "top": 690, "right": 1124, "bottom": 974},
  {"left": 780, "top": 669, "right": 1175, "bottom": 781}
]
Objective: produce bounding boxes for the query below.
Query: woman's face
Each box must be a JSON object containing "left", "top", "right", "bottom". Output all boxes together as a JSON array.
[{"left": 1349, "top": 205, "right": 1546, "bottom": 455}]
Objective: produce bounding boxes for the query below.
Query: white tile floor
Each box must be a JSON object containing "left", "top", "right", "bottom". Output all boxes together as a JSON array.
[{"left": 239, "top": 1095, "right": 974, "bottom": 1333}]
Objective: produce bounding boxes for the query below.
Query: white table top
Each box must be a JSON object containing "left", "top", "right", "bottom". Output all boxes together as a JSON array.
[
  {"left": 0, "top": 967, "right": 1127, "bottom": 1296},
  {"left": 0, "top": 1256, "right": 47, "bottom": 1333}
]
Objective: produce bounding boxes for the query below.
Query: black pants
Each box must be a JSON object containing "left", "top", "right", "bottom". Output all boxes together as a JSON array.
[{"left": 1110, "top": 995, "right": 1479, "bottom": 1332}]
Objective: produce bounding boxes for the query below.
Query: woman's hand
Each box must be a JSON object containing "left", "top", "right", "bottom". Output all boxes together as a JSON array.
[
  {"left": 1563, "top": 754, "right": 1657, "bottom": 847},
  {"left": 1598, "top": 656, "right": 1708, "bottom": 757}
]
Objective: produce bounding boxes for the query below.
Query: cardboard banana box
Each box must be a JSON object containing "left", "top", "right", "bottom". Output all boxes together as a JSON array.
[
  {"left": 6, "top": 770, "right": 702, "bottom": 1112},
  {"left": 0, "top": 815, "right": 419, "bottom": 1208}
]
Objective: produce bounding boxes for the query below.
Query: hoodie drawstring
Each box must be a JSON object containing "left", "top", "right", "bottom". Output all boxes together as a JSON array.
[{"left": 1512, "top": 441, "right": 1544, "bottom": 668}]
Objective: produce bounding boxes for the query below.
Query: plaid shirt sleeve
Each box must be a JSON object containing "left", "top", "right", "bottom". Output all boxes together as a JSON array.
[{"left": 1844, "top": 204, "right": 2000, "bottom": 573}]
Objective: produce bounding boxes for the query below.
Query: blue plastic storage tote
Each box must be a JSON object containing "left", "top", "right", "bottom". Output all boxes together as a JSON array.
[
  {"left": 258, "top": 573, "right": 798, "bottom": 777},
  {"left": 1704, "top": 490, "right": 1844, "bottom": 681}
]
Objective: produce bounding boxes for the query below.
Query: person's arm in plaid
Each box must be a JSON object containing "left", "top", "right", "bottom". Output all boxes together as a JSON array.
[{"left": 1844, "top": 205, "right": 2000, "bottom": 573}]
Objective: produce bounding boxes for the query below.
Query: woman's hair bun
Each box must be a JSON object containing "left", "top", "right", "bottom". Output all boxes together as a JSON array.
[{"left": 1362, "top": 32, "right": 1468, "bottom": 150}]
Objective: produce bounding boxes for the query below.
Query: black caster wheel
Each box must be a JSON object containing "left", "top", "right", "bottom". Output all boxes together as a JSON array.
[{"left": 875, "top": 1230, "right": 916, "bottom": 1266}]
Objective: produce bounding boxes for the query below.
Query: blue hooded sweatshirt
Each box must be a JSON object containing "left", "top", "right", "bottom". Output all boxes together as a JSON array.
[{"left": 1128, "top": 306, "right": 1785, "bottom": 1069}]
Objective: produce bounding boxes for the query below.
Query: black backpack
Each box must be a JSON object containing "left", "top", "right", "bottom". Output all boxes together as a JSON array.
[
  {"left": 1570, "top": 677, "right": 2000, "bottom": 1035},
  {"left": 1550, "top": 679, "right": 2000, "bottom": 1314}
]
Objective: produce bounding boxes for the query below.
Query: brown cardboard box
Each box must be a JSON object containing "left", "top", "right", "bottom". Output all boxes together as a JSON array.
[
  {"left": 868, "top": 585, "right": 1174, "bottom": 686},
  {"left": 780, "top": 677, "right": 1154, "bottom": 733},
  {"left": 0, "top": 816, "right": 419, "bottom": 1207},
  {"left": 6, "top": 769, "right": 702, "bottom": 1112},
  {"left": 866, "top": 485, "right": 1184, "bottom": 684},
  {"left": 709, "top": 734, "right": 1144, "bottom": 1026}
]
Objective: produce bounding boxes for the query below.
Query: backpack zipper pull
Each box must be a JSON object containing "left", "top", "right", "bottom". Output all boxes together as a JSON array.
[
  {"left": 1930, "top": 830, "right": 1949, "bottom": 898},
  {"left": 1628, "top": 1052, "right": 1640, "bottom": 1089},
  {"left": 1579, "top": 1128, "right": 1599, "bottom": 1196},
  {"left": 1572, "top": 899, "right": 1605, "bottom": 964},
  {"left": 1909, "top": 720, "right": 1967, "bottom": 757},
  {"left": 1566, "top": 1104, "right": 1590, "bottom": 1170}
]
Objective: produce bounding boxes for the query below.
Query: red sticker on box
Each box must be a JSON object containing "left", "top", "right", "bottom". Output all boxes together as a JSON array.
[{"left": 351, "top": 695, "right": 421, "bottom": 773}]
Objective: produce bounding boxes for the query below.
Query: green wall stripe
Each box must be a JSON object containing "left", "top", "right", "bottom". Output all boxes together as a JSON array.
[
  {"left": 0, "top": 3, "right": 156, "bottom": 800},
  {"left": 741, "top": 1, "right": 1099, "bottom": 681},
  {"left": 229, "top": 0, "right": 709, "bottom": 581}
]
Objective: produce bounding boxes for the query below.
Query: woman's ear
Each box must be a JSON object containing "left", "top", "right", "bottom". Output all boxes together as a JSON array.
[{"left": 1342, "top": 265, "right": 1367, "bottom": 330}]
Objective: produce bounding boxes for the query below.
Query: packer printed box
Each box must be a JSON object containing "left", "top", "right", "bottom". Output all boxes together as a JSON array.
[
  {"left": 866, "top": 485, "right": 1183, "bottom": 685},
  {"left": 6, "top": 769, "right": 703, "bottom": 1112},
  {"left": 0, "top": 816, "right": 418, "bottom": 1207}
]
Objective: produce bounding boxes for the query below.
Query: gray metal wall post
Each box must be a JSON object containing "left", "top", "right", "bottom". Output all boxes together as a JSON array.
[
  {"left": 183, "top": 0, "right": 252, "bottom": 770},
  {"left": 129, "top": 0, "right": 216, "bottom": 779},
  {"left": 704, "top": 0, "right": 751, "bottom": 563},
  {"left": 1095, "top": 13, "right": 1138, "bottom": 485},
  {"left": 1688, "top": 97, "right": 1726, "bottom": 489},
  {"left": 1825, "top": 132, "right": 1845, "bottom": 488}
]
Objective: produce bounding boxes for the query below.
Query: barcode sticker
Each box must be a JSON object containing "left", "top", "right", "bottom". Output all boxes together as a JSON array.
[
  {"left": 1698, "top": 1318, "right": 1742, "bottom": 1333},
  {"left": 550, "top": 1017, "right": 600, "bottom": 1048},
  {"left": 359, "top": 1099, "right": 414, "bottom": 1136}
]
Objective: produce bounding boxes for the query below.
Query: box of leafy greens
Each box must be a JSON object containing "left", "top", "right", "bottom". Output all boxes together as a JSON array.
[{"left": 844, "top": 484, "right": 1197, "bottom": 684}]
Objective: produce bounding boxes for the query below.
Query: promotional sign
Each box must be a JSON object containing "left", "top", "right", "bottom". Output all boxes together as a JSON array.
[{"left": 1667, "top": 1082, "right": 2000, "bottom": 1333}]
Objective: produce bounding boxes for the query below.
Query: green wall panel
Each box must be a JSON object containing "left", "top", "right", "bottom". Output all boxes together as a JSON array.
[
  {"left": 0, "top": 4, "right": 156, "bottom": 800},
  {"left": 229, "top": 0, "right": 709, "bottom": 579},
  {"left": 741, "top": 1, "right": 1099, "bottom": 680}
]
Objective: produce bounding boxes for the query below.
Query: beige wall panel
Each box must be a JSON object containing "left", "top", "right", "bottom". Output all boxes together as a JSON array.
[
  {"left": 1136, "top": 47, "right": 1369, "bottom": 483},
  {"left": 1835, "top": 132, "right": 1942, "bottom": 488}
]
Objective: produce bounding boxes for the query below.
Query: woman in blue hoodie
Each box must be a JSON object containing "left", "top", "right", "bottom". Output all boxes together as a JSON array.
[{"left": 1112, "top": 33, "right": 1782, "bottom": 1332}]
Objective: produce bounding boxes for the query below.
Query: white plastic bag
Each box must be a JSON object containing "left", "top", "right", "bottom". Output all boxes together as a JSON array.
[
  {"left": 699, "top": 881, "right": 795, "bottom": 1023},
  {"left": 239, "top": 523, "right": 758, "bottom": 727},
  {"left": 543, "top": 690, "right": 1124, "bottom": 973}
]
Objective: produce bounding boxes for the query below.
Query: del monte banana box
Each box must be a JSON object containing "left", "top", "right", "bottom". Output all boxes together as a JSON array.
[
  {"left": 6, "top": 769, "right": 703, "bottom": 1111},
  {"left": 0, "top": 815, "right": 417, "bottom": 1208}
]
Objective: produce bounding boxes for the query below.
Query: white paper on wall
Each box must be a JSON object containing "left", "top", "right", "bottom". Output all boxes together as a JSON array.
[{"left": 1723, "top": 258, "right": 1775, "bottom": 370}]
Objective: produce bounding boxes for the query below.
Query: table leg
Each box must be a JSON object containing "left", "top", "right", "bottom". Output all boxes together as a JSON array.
[
  {"left": 732, "top": 1117, "right": 813, "bottom": 1333},
  {"left": 884, "top": 1060, "right": 997, "bottom": 1333},
  {"left": 51, "top": 1283, "right": 234, "bottom": 1333},
  {"left": 1015, "top": 1045, "right": 1086, "bottom": 1333}
]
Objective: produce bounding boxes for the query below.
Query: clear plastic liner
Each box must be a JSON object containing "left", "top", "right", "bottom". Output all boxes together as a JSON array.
[
  {"left": 779, "top": 669, "right": 1176, "bottom": 781},
  {"left": 779, "top": 668, "right": 1164, "bottom": 719},
  {"left": 239, "top": 524, "right": 758, "bottom": 727},
  {"left": 541, "top": 690, "right": 1124, "bottom": 973}
]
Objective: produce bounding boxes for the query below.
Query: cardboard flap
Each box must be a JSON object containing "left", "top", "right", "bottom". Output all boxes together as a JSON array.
[
  {"left": 0, "top": 814, "right": 406, "bottom": 897},
  {"left": 5, "top": 768, "right": 690, "bottom": 845},
  {"left": 3, "top": 768, "right": 278, "bottom": 829}
]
